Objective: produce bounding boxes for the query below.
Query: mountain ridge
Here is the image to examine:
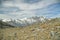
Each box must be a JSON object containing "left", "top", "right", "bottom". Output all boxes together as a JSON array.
[{"left": 0, "top": 16, "right": 47, "bottom": 27}]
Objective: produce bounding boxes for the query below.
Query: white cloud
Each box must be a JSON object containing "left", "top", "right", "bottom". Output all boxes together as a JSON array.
[
  {"left": 0, "top": 14, "right": 11, "bottom": 19},
  {"left": 0, "top": 0, "right": 59, "bottom": 19},
  {"left": 2, "top": 0, "right": 58, "bottom": 10},
  {"left": 7, "top": 10, "right": 36, "bottom": 18}
]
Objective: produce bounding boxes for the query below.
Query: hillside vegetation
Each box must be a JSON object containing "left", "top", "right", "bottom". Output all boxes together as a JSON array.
[{"left": 0, "top": 18, "right": 60, "bottom": 40}]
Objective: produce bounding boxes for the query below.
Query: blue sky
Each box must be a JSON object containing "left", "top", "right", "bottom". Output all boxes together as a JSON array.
[{"left": 0, "top": 0, "right": 60, "bottom": 19}]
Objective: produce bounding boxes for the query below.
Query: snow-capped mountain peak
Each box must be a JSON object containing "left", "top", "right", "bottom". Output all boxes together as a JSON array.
[
  {"left": 1, "top": 16, "right": 47, "bottom": 27},
  {"left": 2, "top": 19, "right": 11, "bottom": 22}
]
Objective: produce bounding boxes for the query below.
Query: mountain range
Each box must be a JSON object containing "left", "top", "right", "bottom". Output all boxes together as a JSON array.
[{"left": 0, "top": 16, "right": 48, "bottom": 27}]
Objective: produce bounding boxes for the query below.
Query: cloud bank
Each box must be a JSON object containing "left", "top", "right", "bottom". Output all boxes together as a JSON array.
[{"left": 0, "top": 0, "right": 60, "bottom": 19}]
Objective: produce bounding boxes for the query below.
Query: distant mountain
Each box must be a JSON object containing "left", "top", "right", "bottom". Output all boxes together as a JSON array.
[
  {"left": 0, "top": 16, "right": 60, "bottom": 28},
  {"left": 0, "top": 19, "right": 14, "bottom": 28},
  {"left": 1, "top": 16, "right": 47, "bottom": 27}
]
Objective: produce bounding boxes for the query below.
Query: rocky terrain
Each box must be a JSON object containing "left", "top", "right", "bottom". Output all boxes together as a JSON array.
[{"left": 0, "top": 18, "right": 60, "bottom": 40}]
